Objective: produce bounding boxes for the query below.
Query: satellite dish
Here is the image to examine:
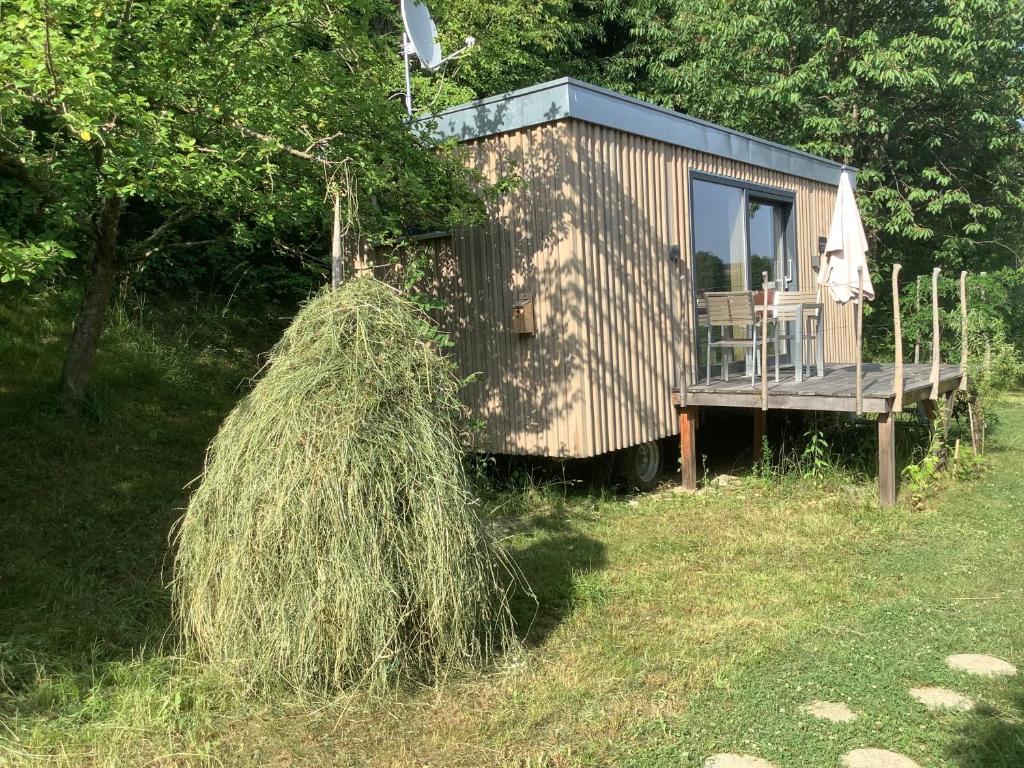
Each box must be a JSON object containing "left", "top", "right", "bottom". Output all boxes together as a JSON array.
[
  {"left": 401, "top": 0, "right": 442, "bottom": 70},
  {"left": 399, "top": 0, "right": 476, "bottom": 114}
]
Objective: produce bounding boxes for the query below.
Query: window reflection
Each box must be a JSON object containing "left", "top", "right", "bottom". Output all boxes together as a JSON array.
[{"left": 692, "top": 179, "right": 745, "bottom": 293}]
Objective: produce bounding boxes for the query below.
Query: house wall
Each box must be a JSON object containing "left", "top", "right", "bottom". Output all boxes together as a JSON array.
[{"left": 434, "top": 118, "right": 856, "bottom": 458}]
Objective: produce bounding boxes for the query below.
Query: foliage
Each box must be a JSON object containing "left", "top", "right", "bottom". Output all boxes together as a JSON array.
[
  {"left": 0, "top": 0, "right": 501, "bottom": 407},
  {"left": 799, "top": 429, "right": 832, "bottom": 480},
  {"left": 0, "top": 234, "right": 74, "bottom": 284},
  {"left": 894, "top": 268, "right": 1024, "bottom": 415},
  {"left": 0, "top": 0, "right": 487, "bottom": 262},
  {"left": 173, "top": 277, "right": 520, "bottom": 693}
]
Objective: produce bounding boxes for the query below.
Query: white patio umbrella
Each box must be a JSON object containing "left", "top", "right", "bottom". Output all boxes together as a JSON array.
[{"left": 818, "top": 168, "right": 874, "bottom": 303}]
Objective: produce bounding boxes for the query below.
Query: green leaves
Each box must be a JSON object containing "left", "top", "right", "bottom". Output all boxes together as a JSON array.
[
  {"left": 0, "top": 0, "right": 485, "bottom": 279},
  {"left": 0, "top": 235, "right": 75, "bottom": 284}
]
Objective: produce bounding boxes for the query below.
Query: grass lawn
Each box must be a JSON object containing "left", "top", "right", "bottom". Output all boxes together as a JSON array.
[{"left": 1, "top": 288, "right": 1021, "bottom": 767}]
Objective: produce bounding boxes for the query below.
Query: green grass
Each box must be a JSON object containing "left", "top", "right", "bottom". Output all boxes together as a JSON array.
[{"left": 1, "top": 285, "right": 1022, "bottom": 766}]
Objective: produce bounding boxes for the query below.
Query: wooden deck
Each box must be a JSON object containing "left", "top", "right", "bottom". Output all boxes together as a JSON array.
[
  {"left": 675, "top": 362, "right": 963, "bottom": 414},
  {"left": 672, "top": 362, "right": 965, "bottom": 507}
]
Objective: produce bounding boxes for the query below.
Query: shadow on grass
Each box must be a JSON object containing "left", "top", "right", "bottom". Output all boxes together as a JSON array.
[
  {"left": 512, "top": 530, "right": 607, "bottom": 648},
  {"left": 947, "top": 682, "right": 1024, "bottom": 768},
  {"left": 488, "top": 492, "right": 608, "bottom": 649}
]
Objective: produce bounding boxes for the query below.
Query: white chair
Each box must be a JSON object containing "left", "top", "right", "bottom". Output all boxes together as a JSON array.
[
  {"left": 703, "top": 292, "right": 764, "bottom": 386},
  {"left": 772, "top": 289, "right": 823, "bottom": 380}
]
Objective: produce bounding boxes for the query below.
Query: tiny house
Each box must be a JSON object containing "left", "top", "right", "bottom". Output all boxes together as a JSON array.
[{"left": 423, "top": 78, "right": 858, "bottom": 486}]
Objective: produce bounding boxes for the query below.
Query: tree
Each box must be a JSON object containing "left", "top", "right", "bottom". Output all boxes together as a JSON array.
[{"left": 1, "top": 0, "right": 485, "bottom": 412}]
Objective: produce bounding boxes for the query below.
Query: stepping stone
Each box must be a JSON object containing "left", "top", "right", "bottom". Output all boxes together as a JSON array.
[
  {"left": 909, "top": 686, "right": 975, "bottom": 711},
  {"left": 704, "top": 754, "right": 778, "bottom": 768},
  {"left": 801, "top": 699, "right": 858, "bottom": 723},
  {"left": 841, "top": 748, "right": 921, "bottom": 768},
  {"left": 945, "top": 653, "right": 1017, "bottom": 677}
]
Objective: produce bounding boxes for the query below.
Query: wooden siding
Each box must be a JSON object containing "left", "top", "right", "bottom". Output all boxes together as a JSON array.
[{"left": 435, "top": 118, "right": 856, "bottom": 458}]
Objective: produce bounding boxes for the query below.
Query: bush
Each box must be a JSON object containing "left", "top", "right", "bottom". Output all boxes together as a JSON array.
[{"left": 172, "top": 277, "right": 519, "bottom": 693}]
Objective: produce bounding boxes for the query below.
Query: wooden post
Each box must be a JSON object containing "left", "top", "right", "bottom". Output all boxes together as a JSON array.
[
  {"left": 878, "top": 406, "right": 896, "bottom": 507},
  {"left": 936, "top": 390, "right": 954, "bottom": 468},
  {"left": 930, "top": 267, "right": 941, "bottom": 399},
  {"left": 855, "top": 266, "right": 864, "bottom": 415},
  {"left": 959, "top": 270, "right": 968, "bottom": 391},
  {"left": 892, "top": 264, "right": 904, "bottom": 412},
  {"left": 981, "top": 272, "right": 990, "bottom": 375},
  {"left": 968, "top": 403, "right": 980, "bottom": 454},
  {"left": 914, "top": 275, "right": 921, "bottom": 364},
  {"left": 753, "top": 408, "right": 766, "bottom": 464},
  {"left": 678, "top": 406, "right": 698, "bottom": 491},
  {"left": 331, "top": 191, "right": 342, "bottom": 289},
  {"left": 760, "top": 271, "right": 769, "bottom": 411}
]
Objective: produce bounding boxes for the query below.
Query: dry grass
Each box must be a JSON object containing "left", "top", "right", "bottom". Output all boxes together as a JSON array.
[{"left": 172, "top": 278, "right": 520, "bottom": 694}]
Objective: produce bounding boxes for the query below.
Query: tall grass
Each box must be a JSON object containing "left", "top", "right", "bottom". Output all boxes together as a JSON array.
[{"left": 172, "top": 277, "right": 519, "bottom": 694}]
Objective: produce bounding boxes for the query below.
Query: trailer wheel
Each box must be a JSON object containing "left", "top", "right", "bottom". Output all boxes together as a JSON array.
[{"left": 618, "top": 440, "right": 663, "bottom": 492}]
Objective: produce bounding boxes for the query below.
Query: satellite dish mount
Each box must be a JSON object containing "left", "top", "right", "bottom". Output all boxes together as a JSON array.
[{"left": 401, "top": 0, "right": 475, "bottom": 115}]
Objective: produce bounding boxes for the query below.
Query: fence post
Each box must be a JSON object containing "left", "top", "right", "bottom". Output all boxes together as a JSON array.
[
  {"left": 959, "top": 270, "right": 968, "bottom": 391},
  {"left": 892, "top": 264, "right": 903, "bottom": 412},
  {"left": 930, "top": 267, "right": 941, "bottom": 400},
  {"left": 856, "top": 266, "right": 863, "bottom": 415},
  {"left": 914, "top": 275, "right": 921, "bottom": 364}
]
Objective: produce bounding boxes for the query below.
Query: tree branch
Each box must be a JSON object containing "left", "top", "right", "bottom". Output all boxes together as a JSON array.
[
  {"left": 232, "top": 122, "right": 341, "bottom": 164},
  {"left": 127, "top": 205, "right": 196, "bottom": 260},
  {"left": 126, "top": 237, "right": 220, "bottom": 263}
]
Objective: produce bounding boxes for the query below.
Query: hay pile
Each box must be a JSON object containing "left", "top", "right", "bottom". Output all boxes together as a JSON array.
[{"left": 173, "top": 277, "right": 518, "bottom": 693}]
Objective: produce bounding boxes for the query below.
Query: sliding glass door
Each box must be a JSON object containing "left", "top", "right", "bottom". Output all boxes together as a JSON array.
[{"left": 691, "top": 174, "right": 796, "bottom": 371}]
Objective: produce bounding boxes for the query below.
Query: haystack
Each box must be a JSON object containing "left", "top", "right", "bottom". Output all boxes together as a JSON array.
[{"left": 173, "top": 277, "right": 518, "bottom": 692}]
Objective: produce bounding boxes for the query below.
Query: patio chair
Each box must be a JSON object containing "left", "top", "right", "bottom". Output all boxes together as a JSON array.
[
  {"left": 772, "top": 289, "right": 823, "bottom": 380},
  {"left": 703, "top": 291, "right": 764, "bottom": 386}
]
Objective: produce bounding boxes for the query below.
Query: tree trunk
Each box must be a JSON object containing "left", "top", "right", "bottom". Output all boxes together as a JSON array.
[{"left": 60, "top": 193, "right": 122, "bottom": 413}]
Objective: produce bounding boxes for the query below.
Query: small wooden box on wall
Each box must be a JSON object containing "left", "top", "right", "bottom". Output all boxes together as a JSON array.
[{"left": 511, "top": 294, "right": 535, "bottom": 335}]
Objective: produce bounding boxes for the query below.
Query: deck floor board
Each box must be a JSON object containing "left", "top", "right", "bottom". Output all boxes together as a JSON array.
[{"left": 678, "top": 363, "right": 962, "bottom": 413}]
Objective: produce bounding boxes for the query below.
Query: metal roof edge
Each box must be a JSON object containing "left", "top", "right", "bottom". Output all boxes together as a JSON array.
[
  {"left": 427, "top": 77, "right": 850, "bottom": 186},
  {"left": 427, "top": 78, "right": 572, "bottom": 142}
]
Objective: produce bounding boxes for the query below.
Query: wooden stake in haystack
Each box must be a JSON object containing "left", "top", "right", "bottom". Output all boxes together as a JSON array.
[{"left": 329, "top": 162, "right": 359, "bottom": 290}]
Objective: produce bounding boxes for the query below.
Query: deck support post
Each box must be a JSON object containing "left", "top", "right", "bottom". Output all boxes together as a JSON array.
[
  {"left": 753, "top": 408, "right": 766, "bottom": 464},
  {"left": 678, "top": 405, "right": 698, "bottom": 491},
  {"left": 878, "top": 404, "right": 896, "bottom": 507},
  {"left": 937, "top": 391, "right": 955, "bottom": 468}
]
